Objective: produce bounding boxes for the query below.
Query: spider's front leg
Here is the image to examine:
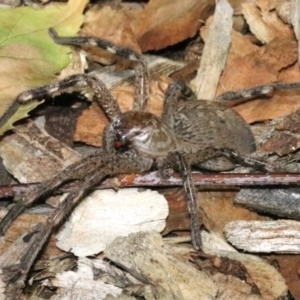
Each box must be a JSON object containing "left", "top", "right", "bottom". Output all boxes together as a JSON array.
[
  {"left": 49, "top": 28, "right": 149, "bottom": 112},
  {"left": 0, "top": 73, "right": 122, "bottom": 132},
  {"left": 0, "top": 74, "right": 125, "bottom": 235}
]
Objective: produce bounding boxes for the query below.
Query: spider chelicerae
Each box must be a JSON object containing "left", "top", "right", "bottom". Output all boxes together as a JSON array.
[{"left": 0, "top": 28, "right": 299, "bottom": 293}]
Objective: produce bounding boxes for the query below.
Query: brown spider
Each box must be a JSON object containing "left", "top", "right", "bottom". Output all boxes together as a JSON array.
[{"left": 0, "top": 28, "right": 298, "bottom": 293}]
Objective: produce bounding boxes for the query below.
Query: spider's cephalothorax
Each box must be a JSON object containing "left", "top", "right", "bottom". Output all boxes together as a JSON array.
[
  {"left": 0, "top": 28, "right": 296, "bottom": 294},
  {"left": 109, "top": 111, "right": 178, "bottom": 158}
]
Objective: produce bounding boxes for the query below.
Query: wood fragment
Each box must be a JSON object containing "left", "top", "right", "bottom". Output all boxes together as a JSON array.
[
  {"left": 51, "top": 257, "right": 123, "bottom": 300},
  {"left": 235, "top": 188, "right": 300, "bottom": 220},
  {"left": 291, "top": 0, "right": 300, "bottom": 64},
  {"left": 90, "top": 55, "right": 185, "bottom": 90},
  {"left": 195, "top": 0, "right": 233, "bottom": 100},
  {"left": 105, "top": 231, "right": 218, "bottom": 299},
  {"left": 0, "top": 122, "right": 81, "bottom": 183},
  {"left": 225, "top": 219, "right": 300, "bottom": 254},
  {"left": 56, "top": 189, "right": 169, "bottom": 256}
]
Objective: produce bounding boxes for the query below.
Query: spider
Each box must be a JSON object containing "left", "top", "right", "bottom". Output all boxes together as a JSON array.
[{"left": 0, "top": 28, "right": 298, "bottom": 294}]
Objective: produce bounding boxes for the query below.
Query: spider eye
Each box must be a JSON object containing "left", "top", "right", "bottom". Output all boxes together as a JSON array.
[{"left": 114, "top": 140, "right": 122, "bottom": 150}]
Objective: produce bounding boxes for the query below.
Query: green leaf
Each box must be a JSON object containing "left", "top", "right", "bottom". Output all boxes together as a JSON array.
[{"left": 0, "top": 0, "right": 88, "bottom": 135}]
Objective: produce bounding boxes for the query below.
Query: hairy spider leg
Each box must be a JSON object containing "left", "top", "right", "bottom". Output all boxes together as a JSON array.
[
  {"left": 49, "top": 28, "right": 149, "bottom": 112},
  {"left": 0, "top": 72, "right": 155, "bottom": 236},
  {"left": 159, "top": 148, "right": 229, "bottom": 249},
  {"left": 0, "top": 152, "right": 153, "bottom": 291},
  {"left": 176, "top": 153, "right": 202, "bottom": 250},
  {"left": 0, "top": 74, "right": 123, "bottom": 133},
  {"left": 216, "top": 81, "right": 300, "bottom": 102},
  {"left": 0, "top": 154, "right": 102, "bottom": 236},
  {"left": 162, "top": 81, "right": 197, "bottom": 128}
]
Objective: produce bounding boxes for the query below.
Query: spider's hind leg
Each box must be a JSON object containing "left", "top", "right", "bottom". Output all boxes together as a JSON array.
[
  {"left": 162, "top": 81, "right": 197, "bottom": 128},
  {"left": 49, "top": 28, "right": 150, "bottom": 112}
]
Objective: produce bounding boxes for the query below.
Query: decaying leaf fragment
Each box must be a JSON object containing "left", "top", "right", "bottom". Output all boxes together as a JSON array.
[{"left": 260, "top": 132, "right": 300, "bottom": 156}]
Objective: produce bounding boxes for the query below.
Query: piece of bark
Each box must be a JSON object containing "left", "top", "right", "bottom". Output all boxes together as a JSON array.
[
  {"left": 0, "top": 156, "right": 13, "bottom": 186},
  {"left": 105, "top": 231, "right": 218, "bottom": 300},
  {"left": 225, "top": 219, "right": 300, "bottom": 253},
  {"left": 0, "top": 210, "right": 65, "bottom": 299},
  {"left": 195, "top": 0, "right": 233, "bottom": 100},
  {"left": 56, "top": 189, "right": 169, "bottom": 257},
  {"left": 0, "top": 207, "right": 62, "bottom": 259},
  {"left": 51, "top": 257, "right": 123, "bottom": 300},
  {"left": 291, "top": 0, "right": 300, "bottom": 64},
  {"left": 234, "top": 188, "right": 300, "bottom": 220},
  {"left": 0, "top": 121, "right": 81, "bottom": 183}
]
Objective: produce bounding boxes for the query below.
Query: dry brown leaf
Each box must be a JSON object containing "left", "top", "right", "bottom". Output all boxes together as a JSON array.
[
  {"left": 235, "top": 93, "right": 300, "bottom": 123},
  {"left": 198, "top": 190, "right": 262, "bottom": 235},
  {"left": 73, "top": 102, "right": 108, "bottom": 146},
  {"left": 229, "top": 30, "right": 259, "bottom": 60},
  {"left": 80, "top": 0, "right": 215, "bottom": 57},
  {"left": 130, "top": 0, "right": 215, "bottom": 51},
  {"left": 219, "top": 37, "right": 298, "bottom": 92},
  {"left": 272, "top": 255, "right": 300, "bottom": 299}
]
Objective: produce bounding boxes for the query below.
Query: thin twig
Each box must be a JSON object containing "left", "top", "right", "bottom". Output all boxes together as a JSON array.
[{"left": 1, "top": 172, "right": 300, "bottom": 199}]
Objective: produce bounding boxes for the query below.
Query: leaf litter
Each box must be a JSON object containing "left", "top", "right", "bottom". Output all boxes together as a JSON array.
[{"left": 1, "top": 0, "right": 300, "bottom": 298}]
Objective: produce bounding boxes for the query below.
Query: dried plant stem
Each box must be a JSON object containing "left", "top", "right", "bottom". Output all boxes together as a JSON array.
[{"left": 1, "top": 172, "right": 300, "bottom": 199}]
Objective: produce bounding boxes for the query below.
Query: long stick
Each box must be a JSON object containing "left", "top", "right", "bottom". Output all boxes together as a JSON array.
[{"left": 1, "top": 172, "right": 300, "bottom": 198}]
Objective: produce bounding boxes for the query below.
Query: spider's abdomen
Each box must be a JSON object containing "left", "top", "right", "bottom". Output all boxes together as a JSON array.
[
  {"left": 173, "top": 100, "right": 256, "bottom": 170},
  {"left": 112, "top": 111, "right": 177, "bottom": 158}
]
